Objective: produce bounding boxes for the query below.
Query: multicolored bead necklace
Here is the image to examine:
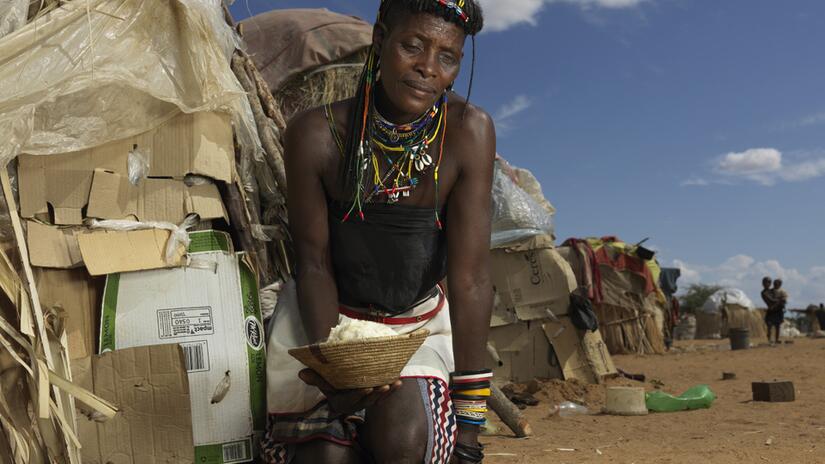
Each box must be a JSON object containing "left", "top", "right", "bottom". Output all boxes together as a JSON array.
[
  {"left": 364, "top": 93, "right": 446, "bottom": 204},
  {"left": 342, "top": 45, "right": 448, "bottom": 228}
]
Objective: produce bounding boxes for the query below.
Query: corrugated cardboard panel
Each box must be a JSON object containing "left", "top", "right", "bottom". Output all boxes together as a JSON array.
[
  {"left": 490, "top": 238, "right": 576, "bottom": 320},
  {"left": 75, "top": 345, "right": 195, "bottom": 464},
  {"left": 77, "top": 229, "right": 185, "bottom": 276},
  {"left": 151, "top": 112, "right": 233, "bottom": 182},
  {"left": 18, "top": 151, "right": 114, "bottom": 222},
  {"left": 34, "top": 267, "right": 103, "bottom": 359},
  {"left": 187, "top": 183, "right": 228, "bottom": 222},
  {"left": 26, "top": 221, "right": 83, "bottom": 268},
  {"left": 18, "top": 112, "right": 233, "bottom": 222},
  {"left": 542, "top": 318, "right": 617, "bottom": 383},
  {"left": 487, "top": 322, "right": 562, "bottom": 383},
  {"left": 87, "top": 170, "right": 226, "bottom": 224}
]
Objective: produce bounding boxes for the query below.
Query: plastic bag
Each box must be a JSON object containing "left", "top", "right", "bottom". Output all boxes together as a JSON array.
[
  {"left": 0, "top": 0, "right": 244, "bottom": 165},
  {"left": 645, "top": 385, "right": 716, "bottom": 412},
  {"left": 127, "top": 144, "right": 150, "bottom": 185},
  {"left": 490, "top": 159, "right": 554, "bottom": 248},
  {"left": 569, "top": 293, "right": 599, "bottom": 332}
]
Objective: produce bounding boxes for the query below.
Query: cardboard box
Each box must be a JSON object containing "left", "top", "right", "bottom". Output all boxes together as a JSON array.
[
  {"left": 487, "top": 321, "right": 563, "bottom": 382},
  {"left": 490, "top": 235, "right": 576, "bottom": 321},
  {"left": 18, "top": 111, "right": 233, "bottom": 224},
  {"left": 27, "top": 220, "right": 188, "bottom": 275},
  {"left": 73, "top": 345, "right": 195, "bottom": 464},
  {"left": 487, "top": 316, "right": 617, "bottom": 384},
  {"left": 26, "top": 221, "right": 83, "bottom": 268},
  {"left": 542, "top": 318, "right": 617, "bottom": 384},
  {"left": 77, "top": 229, "right": 186, "bottom": 276},
  {"left": 86, "top": 170, "right": 227, "bottom": 224},
  {"left": 34, "top": 267, "right": 103, "bottom": 359},
  {"left": 99, "top": 231, "right": 265, "bottom": 463}
]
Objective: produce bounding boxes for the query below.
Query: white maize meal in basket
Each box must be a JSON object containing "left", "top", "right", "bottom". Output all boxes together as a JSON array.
[{"left": 327, "top": 319, "right": 397, "bottom": 342}]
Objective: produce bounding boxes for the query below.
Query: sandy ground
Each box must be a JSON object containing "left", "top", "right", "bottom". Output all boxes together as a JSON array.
[{"left": 482, "top": 338, "right": 825, "bottom": 464}]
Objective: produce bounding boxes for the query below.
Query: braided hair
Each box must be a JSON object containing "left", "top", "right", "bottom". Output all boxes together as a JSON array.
[{"left": 340, "top": 0, "right": 483, "bottom": 217}]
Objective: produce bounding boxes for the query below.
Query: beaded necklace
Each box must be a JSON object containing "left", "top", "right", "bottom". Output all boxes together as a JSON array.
[
  {"left": 342, "top": 0, "right": 474, "bottom": 228},
  {"left": 365, "top": 93, "right": 446, "bottom": 204}
]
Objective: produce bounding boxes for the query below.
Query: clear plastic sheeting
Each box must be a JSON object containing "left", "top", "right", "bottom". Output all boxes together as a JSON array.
[
  {"left": 0, "top": 0, "right": 27, "bottom": 39},
  {"left": 0, "top": 0, "right": 247, "bottom": 165},
  {"left": 701, "top": 288, "right": 755, "bottom": 314},
  {"left": 490, "top": 158, "right": 555, "bottom": 248}
]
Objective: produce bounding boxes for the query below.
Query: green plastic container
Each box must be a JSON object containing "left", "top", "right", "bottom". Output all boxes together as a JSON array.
[{"left": 645, "top": 385, "right": 716, "bottom": 412}]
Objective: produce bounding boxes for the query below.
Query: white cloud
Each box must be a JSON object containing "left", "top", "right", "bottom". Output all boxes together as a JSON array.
[
  {"left": 680, "top": 177, "right": 708, "bottom": 187},
  {"left": 716, "top": 148, "right": 782, "bottom": 175},
  {"left": 671, "top": 256, "right": 824, "bottom": 308},
  {"left": 494, "top": 95, "right": 533, "bottom": 134},
  {"left": 796, "top": 112, "right": 825, "bottom": 127},
  {"left": 495, "top": 95, "right": 532, "bottom": 121},
  {"left": 478, "top": 0, "right": 649, "bottom": 32},
  {"left": 779, "top": 158, "right": 825, "bottom": 182},
  {"left": 685, "top": 147, "right": 825, "bottom": 186}
]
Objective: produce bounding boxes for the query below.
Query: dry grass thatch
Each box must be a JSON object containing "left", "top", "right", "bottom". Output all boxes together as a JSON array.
[
  {"left": 595, "top": 303, "right": 666, "bottom": 355},
  {"left": 695, "top": 307, "right": 768, "bottom": 341},
  {"left": 274, "top": 49, "right": 369, "bottom": 121}
]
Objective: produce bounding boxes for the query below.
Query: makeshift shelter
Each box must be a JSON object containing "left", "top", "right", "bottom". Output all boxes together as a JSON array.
[
  {"left": 241, "top": 8, "right": 372, "bottom": 120},
  {"left": 559, "top": 237, "right": 667, "bottom": 355},
  {"left": 696, "top": 289, "right": 767, "bottom": 340},
  {"left": 0, "top": 1, "right": 291, "bottom": 461},
  {"left": 486, "top": 159, "right": 615, "bottom": 384}
]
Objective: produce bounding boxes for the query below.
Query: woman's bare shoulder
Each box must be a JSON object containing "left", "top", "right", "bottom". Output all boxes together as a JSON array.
[{"left": 445, "top": 95, "right": 496, "bottom": 162}]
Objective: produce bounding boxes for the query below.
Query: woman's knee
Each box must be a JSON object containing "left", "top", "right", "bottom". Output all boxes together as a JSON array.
[
  {"left": 362, "top": 381, "right": 430, "bottom": 463},
  {"left": 368, "top": 426, "right": 428, "bottom": 464}
]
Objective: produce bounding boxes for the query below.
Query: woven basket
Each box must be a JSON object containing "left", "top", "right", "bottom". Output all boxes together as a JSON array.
[{"left": 288, "top": 329, "right": 429, "bottom": 389}]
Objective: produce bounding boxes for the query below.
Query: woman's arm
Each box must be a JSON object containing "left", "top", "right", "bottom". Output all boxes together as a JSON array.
[
  {"left": 285, "top": 109, "right": 401, "bottom": 412},
  {"left": 283, "top": 111, "right": 340, "bottom": 343},
  {"left": 445, "top": 106, "right": 496, "bottom": 456},
  {"left": 446, "top": 106, "right": 496, "bottom": 375}
]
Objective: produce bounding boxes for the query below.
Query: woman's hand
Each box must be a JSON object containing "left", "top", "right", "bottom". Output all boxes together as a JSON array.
[{"left": 298, "top": 369, "right": 402, "bottom": 415}]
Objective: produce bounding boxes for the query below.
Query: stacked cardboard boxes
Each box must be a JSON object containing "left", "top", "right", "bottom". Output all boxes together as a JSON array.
[
  {"left": 487, "top": 235, "right": 617, "bottom": 384},
  {"left": 19, "top": 113, "right": 264, "bottom": 463}
]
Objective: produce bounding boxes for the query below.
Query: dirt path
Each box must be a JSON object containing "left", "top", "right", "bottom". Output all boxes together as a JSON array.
[{"left": 483, "top": 338, "right": 825, "bottom": 463}]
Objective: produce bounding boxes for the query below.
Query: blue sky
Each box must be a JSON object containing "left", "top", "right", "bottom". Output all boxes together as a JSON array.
[{"left": 231, "top": 0, "right": 825, "bottom": 307}]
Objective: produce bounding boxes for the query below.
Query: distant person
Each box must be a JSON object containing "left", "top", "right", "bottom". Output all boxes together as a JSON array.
[
  {"left": 817, "top": 303, "right": 825, "bottom": 334},
  {"left": 770, "top": 279, "right": 788, "bottom": 343},
  {"left": 761, "top": 276, "right": 781, "bottom": 344}
]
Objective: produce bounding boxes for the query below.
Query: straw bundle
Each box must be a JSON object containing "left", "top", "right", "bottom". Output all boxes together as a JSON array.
[
  {"left": 289, "top": 329, "right": 428, "bottom": 389},
  {"left": 595, "top": 303, "right": 666, "bottom": 355},
  {"left": 723, "top": 306, "right": 767, "bottom": 341},
  {"left": 275, "top": 49, "right": 369, "bottom": 121}
]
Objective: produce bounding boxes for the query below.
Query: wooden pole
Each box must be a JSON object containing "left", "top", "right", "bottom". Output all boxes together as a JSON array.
[{"left": 488, "top": 383, "right": 533, "bottom": 438}]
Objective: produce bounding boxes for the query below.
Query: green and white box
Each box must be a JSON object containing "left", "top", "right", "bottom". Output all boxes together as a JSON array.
[{"left": 100, "top": 231, "right": 266, "bottom": 463}]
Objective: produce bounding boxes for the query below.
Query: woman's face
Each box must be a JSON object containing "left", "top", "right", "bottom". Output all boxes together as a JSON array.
[{"left": 375, "top": 12, "right": 465, "bottom": 120}]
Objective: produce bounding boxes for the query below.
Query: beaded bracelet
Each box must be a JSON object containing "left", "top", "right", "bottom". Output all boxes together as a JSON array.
[{"left": 450, "top": 369, "right": 493, "bottom": 426}]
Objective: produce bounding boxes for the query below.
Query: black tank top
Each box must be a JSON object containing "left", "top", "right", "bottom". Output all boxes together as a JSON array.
[
  {"left": 328, "top": 202, "right": 447, "bottom": 313},
  {"left": 323, "top": 105, "right": 447, "bottom": 313}
]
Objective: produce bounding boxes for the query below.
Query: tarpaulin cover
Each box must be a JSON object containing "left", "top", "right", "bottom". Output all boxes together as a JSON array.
[
  {"left": 0, "top": 0, "right": 254, "bottom": 165},
  {"left": 240, "top": 8, "right": 372, "bottom": 92},
  {"left": 701, "top": 288, "right": 755, "bottom": 314}
]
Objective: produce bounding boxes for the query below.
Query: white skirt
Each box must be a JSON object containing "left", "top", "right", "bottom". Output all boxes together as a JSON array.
[{"left": 266, "top": 280, "right": 455, "bottom": 414}]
